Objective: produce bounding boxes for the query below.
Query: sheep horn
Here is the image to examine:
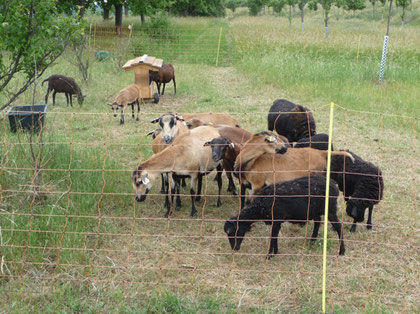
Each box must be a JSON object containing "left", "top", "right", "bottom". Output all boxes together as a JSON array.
[
  {"left": 146, "top": 130, "right": 155, "bottom": 137},
  {"left": 150, "top": 117, "right": 160, "bottom": 124}
]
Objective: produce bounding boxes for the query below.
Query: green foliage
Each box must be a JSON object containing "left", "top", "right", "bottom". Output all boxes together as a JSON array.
[
  {"left": 248, "top": 0, "right": 264, "bottom": 15},
  {"left": 226, "top": 0, "right": 244, "bottom": 12},
  {"left": 129, "top": 0, "right": 172, "bottom": 17},
  {"left": 396, "top": 0, "right": 410, "bottom": 22},
  {"left": 271, "top": 0, "right": 287, "bottom": 14},
  {"left": 335, "top": 0, "right": 346, "bottom": 8},
  {"left": 345, "top": 0, "right": 367, "bottom": 12},
  {"left": 307, "top": 0, "right": 319, "bottom": 11},
  {"left": 0, "top": 0, "right": 84, "bottom": 109},
  {"left": 171, "top": 0, "right": 226, "bottom": 17}
]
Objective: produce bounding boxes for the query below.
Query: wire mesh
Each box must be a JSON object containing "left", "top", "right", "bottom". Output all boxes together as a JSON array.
[{"left": 0, "top": 103, "right": 418, "bottom": 311}]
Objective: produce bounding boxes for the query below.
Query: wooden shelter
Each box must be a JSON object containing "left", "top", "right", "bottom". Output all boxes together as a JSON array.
[{"left": 122, "top": 54, "right": 163, "bottom": 103}]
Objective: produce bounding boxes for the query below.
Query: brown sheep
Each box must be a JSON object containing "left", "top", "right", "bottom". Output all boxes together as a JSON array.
[
  {"left": 109, "top": 84, "right": 140, "bottom": 124},
  {"left": 133, "top": 126, "right": 223, "bottom": 217},
  {"left": 149, "top": 63, "right": 176, "bottom": 95},
  {"left": 234, "top": 131, "right": 354, "bottom": 207},
  {"left": 182, "top": 113, "right": 241, "bottom": 128},
  {"left": 42, "top": 74, "right": 84, "bottom": 107}
]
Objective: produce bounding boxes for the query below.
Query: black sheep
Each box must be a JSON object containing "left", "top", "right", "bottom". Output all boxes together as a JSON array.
[
  {"left": 294, "top": 133, "right": 333, "bottom": 151},
  {"left": 42, "top": 74, "right": 84, "bottom": 107},
  {"left": 267, "top": 99, "right": 316, "bottom": 143},
  {"left": 330, "top": 150, "right": 384, "bottom": 232},
  {"left": 224, "top": 176, "right": 345, "bottom": 258}
]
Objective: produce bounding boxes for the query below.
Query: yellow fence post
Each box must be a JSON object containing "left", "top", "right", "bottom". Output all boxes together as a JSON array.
[
  {"left": 93, "top": 24, "right": 96, "bottom": 48},
  {"left": 215, "top": 27, "right": 223, "bottom": 67},
  {"left": 356, "top": 35, "right": 362, "bottom": 62},
  {"left": 322, "top": 102, "right": 335, "bottom": 314}
]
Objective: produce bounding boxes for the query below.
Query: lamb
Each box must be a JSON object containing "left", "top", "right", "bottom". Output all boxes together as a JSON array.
[
  {"left": 267, "top": 99, "right": 316, "bottom": 143},
  {"left": 182, "top": 113, "right": 241, "bottom": 128},
  {"left": 149, "top": 63, "right": 176, "bottom": 95},
  {"left": 42, "top": 74, "right": 85, "bottom": 107},
  {"left": 224, "top": 175, "right": 346, "bottom": 258},
  {"left": 234, "top": 131, "right": 354, "bottom": 207},
  {"left": 133, "top": 126, "right": 223, "bottom": 217},
  {"left": 330, "top": 150, "right": 384, "bottom": 232},
  {"left": 109, "top": 84, "right": 140, "bottom": 124},
  {"left": 294, "top": 133, "right": 333, "bottom": 151}
]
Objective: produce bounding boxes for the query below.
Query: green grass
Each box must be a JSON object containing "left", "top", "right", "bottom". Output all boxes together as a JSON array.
[{"left": 1, "top": 8, "right": 420, "bottom": 313}]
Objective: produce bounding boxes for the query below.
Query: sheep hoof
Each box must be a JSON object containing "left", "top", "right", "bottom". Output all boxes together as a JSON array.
[
  {"left": 195, "top": 196, "right": 201, "bottom": 202},
  {"left": 175, "top": 204, "right": 181, "bottom": 211},
  {"left": 216, "top": 200, "right": 222, "bottom": 207},
  {"left": 310, "top": 238, "right": 317, "bottom": 244},
  {"left": 120, "top": 120, "right": 124, "bottom": 125},
  {"left": 350, "top": 225, "right": 357, "bottom": 233},
  {"left": 232, "top": 190, "right": 238, "bottom": 196},
  {"left": 367, "top": 224, "right": 373, "bottom": 230},
  {"left": 136, "top": 118, "right": 139, "bottom": 121},
  {"left": 191, "top": 210, "right": 198, "bottom": 217},
  {"left": 266, "top": 253, "right": 274, "bottom": 260}
]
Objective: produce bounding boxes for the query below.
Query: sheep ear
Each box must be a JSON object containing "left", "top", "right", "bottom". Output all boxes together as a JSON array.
[
  {"left": 150, "top": 117, "right": 160, "bottom": 124},
  {"left": 229, "top": 143, "right": 235, "bottom": 149},
  {"left": 107, "top": 103, "right": 113, "bottom": 107},
  {"left": 146, "top": 130, "right": 155, "bottom": 137},
  {"left": 176, "top": 115, "right": 184, "bottom": 121}
]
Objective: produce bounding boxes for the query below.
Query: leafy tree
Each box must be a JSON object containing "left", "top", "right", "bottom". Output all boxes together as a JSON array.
[
  {"left": 226, "top": 0, "right": 243, "bottom": 12},
  {"left": 270, "top": 0, "right": 287, "bottom": 15},
  {"left": 56, "top": 0, "right": 92, "bottom": 17},
  {"left": 379, "top": 0, "right": 387, "bottom": 19},
  {"left": 370, "top": 0, "right": 377, "bottom": 22},
  {"left": 130, "top": 0, "right": 172, "bottom": 23},
  {"left": 345, "top": 0, "right": 366, "bottom": 13},
  {"left": 97, "top": 0, "right": 113, "bottom": 20},
  {"left": 307, "top": 0, "right": 319, "bottom": 11},
  {"left": 0, "top": 0, "right": 84, "bottom": 110},
  {"left": 298, "top": 0, "right": 307, "bottom": 30},
  {"left": 248, "top": 0, "right": 264, "bottom": 15},
  {"left": 396, "top": 0, "right": 409, "bottom": 24}
]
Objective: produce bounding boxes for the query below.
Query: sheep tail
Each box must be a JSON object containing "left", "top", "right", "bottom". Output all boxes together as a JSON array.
[
  {"left": 331, "top": 151, "right": 355, "bottom": 162},
  {"left": 41, "top": 77, "right": 50, "bottom": 86}
]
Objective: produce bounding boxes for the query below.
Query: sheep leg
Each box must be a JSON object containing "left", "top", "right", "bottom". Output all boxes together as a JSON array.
[
  {"left": 195, "top": 174, "right": 202, "bottom": 202},
  {"left": 174, "top": 176, "right": 181, "bottom": 211},
  {"left": 69, "top": 93, "right": 73, "bottom": 107},
  {"left": 52, "top": 91, "right": 57, "bottom": 105},
  {"left": 310, "top": 219, "right": 321, "bottom": 243},
  {"left": 162, "top": 83, "right": 166, "bottom": 95},
  {"left": 65, "top": 93, "right": 69, "bottom": 106},
  {"left": 240, "top": 183, "right": 247, "bottom": 209},
  {"left": 267, "top": 222, "right": 281, "bottom": 259},
  {"left": 215, "top": 165, "right": 223, "bottom": 207},
  {"left": 173, "top": 77, "right": 176, "bottom": 95},
  {"left": 136, "top": 99, "right": 140, "bottom": 121},
  {"left": 226, "top": 171, "right": 238, "bottom": 195},
  {"left": 190, "top": 176, "right": 198, "bottom": 217},
  {"left": 160, "top": 174, "right": 166, "bottom": 194},
  {"left": 156, "top": 82, "right": 161, "bottom": 95},
  {"left": 164, "top": 176, "right": 170, "bottom": 215},
  {"left": 131, "top": 103, "right": 134, "bottom": 119},
  {"left": 181, "top": 178, "right": 187, "bottom": 188},
  {"left": 45, "top": 89, "right": 50, "bottom": 104},
  {"left": 366, "top": 205, "right": 373, "bottom": 230},
  {"left": 328, "top": 213, "right": 346, "bottom": 256},
  {"left": 350, "top": 219, "right": 357, "bottom": 233},
  {"left": 120, "top": 106, "right": 125, "bottom": 124}
]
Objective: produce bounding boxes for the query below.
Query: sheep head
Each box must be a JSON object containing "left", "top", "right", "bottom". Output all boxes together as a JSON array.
[
  {"left": 248, "top": 131, "right": 288, "bottom": 155},
  {"left": 204, "top": 137, "right": 235, "bottom": 163},
  {"left": 224, "top": 218, "right": 252, "bottom": 251},
  {"left": 132, "top": 166, "right": 158, "bottom": 202},
  {"left": 150, "top": 113, "right": 184, "bottom": 144}
]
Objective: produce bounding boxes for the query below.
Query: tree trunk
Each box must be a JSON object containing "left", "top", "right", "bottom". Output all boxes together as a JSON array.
[
  {"left": 103, "top": 7, "right": 110, "bottom": 20},
  {"left": 337, "top": 7, "right": 340, "bottom": 20},
  {"left": 124, "top": 4, "right": 128, "bottom": 16},
  {"left": 325, "top": 11, "right": 329, "bottom": 38},
  {"left": 301, "top": 7, "right": 304, "bottom": 31},
  {"left": 78, "top": 0, "right": 85, "bottom": 17},
  {"left": 115, "top": 4, "right": 123, "bottom": 35},
  {"left": 141, "top": 14, "right": 145, "bottom": 24},
  {"left": 373, "top": 2, "right": 376, "bottom": 21},
  {"left": 289, "top": 5, "right": 292, "bottom": 25}
]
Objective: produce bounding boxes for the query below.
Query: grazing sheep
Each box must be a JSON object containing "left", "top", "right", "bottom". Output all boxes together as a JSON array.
[
  {"left": 267, "top": 99, "right": 316, "bottom": 143},
  {"left": 224, "top": 175, "right": 345, "bottom": 258},
  {"left": 133, "top": 126, "right": 223, "bottom": 217},
  {"left": 330, "top": 150, "right": 384, "bottom": 232},
  {"left": 42, "top": 74, "right": 85, "bottom": 107},
  {"left": 294, "top": 133, "right": 333, "bottom": 151},
  {"left": 149, "top": 63, "right": 176, "bottom": 95},
  {"left": 234, "top": 131, "right": 354, "bottom": 208},
  {"left": 182, "top": 113, "right": 241, "bottom": 128},
  {"left": 109, "top": 85, "right": 140, "bottom": 124}
]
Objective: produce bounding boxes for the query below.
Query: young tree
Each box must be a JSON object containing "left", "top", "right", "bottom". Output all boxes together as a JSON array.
[
  {"left": 0, "top": 0, "right": 83, "bottom": 110},
  {"left": 286, "top": 0, "right": 297, "bottom": 25},
  {"left": 298, "top": 0, "right": 307, "bottom": 31},
  {"left": 396, "top": 0, "right": 409, "bottom": 24},
  {"left": 319, "top": 0, "right": 334, "bottom": 37},
  {"left": 307, "top": 0, "right": 319, "bottom": 12},
  {"left": 226, "top": 0, "right": 241, "bottom": 12},
  {"left": 370, "top": 0, "right": 377, "bottom": 23},
  {"left": 335, "top": 0, "right": 345, "bottom": 20},
  {"left": 379, "top": 0, "right": 387, "bottom": 19},
  {"left": 248, "top": 0, "right": 264, "bottom": 15}
]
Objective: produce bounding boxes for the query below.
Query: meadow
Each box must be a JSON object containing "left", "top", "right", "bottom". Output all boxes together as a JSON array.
[{"left": 0, "top": 6, "right": 419, "bottom": 312}]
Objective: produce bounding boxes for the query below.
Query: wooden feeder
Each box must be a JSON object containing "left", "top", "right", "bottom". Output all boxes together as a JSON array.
[{"left": 122, "top": 54, "right": 163, "bottom": 103}]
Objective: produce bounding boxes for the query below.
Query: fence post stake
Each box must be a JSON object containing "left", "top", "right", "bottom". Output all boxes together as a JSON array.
[
  {"left": 322, "top": 102, "right": 335, "bottom": 314},
  {"left": 93, "top": 24, "right": 97, "bottom": 48},
  {"left": 215, "top": 27, "right": 223, "bottom": 67},
  {"left": 88, "top": 23, "right": 92, "bottom": 49}
]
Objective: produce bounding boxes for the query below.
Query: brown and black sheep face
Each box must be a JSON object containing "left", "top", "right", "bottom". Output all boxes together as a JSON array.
[
  {"left": 224, "top": 220, "right": 252, "bottom": 251},
  {"left": 251, "top": 131, "right": 288, "bottom": 155},
  {"left": 204, "top": 137, "right": 234, "bottom": 163},
  {"left": 132, "top": 167, "right": 153, "bottom": 202},
  {"left": 109, "top": 102, "right": 122, "bottom": 117}
]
